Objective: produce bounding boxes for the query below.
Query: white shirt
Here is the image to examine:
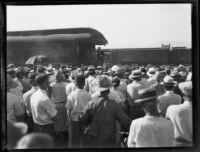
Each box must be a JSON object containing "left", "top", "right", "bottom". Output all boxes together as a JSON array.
[
  {"left": 166, "top": 101, "right": 192, "bottom": 142},
  {"left": 30, "top": 88, "right": 57, "bottom": 125},
  {"left": 158, "top": 91, "right": 182, "bottom": 115},
  {"left": 128, "top": 115, "right": 174, "bottom": 147},
  {"left": 65, "top": 81, "right": 77, "bottom": 97},
  {"left": 7, "top": 92, "right": 25, "bottom": 123},
  {"left": 23, "top": 86, "right": 38, "bottom": 116},
  {"left": 66, "top": 89, "right": 91, "bottom": 121}
]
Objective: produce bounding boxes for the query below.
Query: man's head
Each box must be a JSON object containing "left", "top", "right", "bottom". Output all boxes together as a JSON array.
[
  {"left": 35, "top": 73, "right": 49, "bottom": 90},
  {"left": 129, "top": 70, "right": 142, "bottom": 82},
  {"left": 161, "top": 76, "right": 177, "bottom": 91},
  {"left": 28, "top": 72, "right": 37, "bottom": 87},
  {"left": 75, "top": 74, "right": 85, "bottom": 89},
  {"left": 135, "top": 88, "right": 159, "bottom": 116},
  {"left": 178, "top": 81, "right": 192, "bottom": 100}
]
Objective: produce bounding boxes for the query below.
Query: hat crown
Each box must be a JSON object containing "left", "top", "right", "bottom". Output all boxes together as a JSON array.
[
  {"left": 178, "top": 81, "right": 192, "bottom": 96},
  {"left": 132, "top": 70, "right": 142, "bottom": 76},
  {"left": 138, "top": 88, "right": 157, "bottom": 101},
  {"left": 98, "top": 75, "right": 112, "bottom": 88},
  {"left": 148, "top": 67, "right": 155, "bottom": 74},
  {"left": 163, "top": 76, "right": 175, "bottom": 84}
]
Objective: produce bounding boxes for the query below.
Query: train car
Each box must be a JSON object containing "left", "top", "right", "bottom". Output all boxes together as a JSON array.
[
  {"left": 102, "top": 46, "right": 191, "bottom": 65},
  {"left": 7, "top": 28, "right": 108, "bottom": 66}
]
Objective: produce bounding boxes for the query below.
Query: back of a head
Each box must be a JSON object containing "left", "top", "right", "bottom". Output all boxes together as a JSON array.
[{"left": 16, "top": 133, "right": 54, "bottom": 149}]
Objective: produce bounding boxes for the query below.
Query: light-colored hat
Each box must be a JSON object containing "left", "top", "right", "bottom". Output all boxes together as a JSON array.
[
  {"left": 147, "top": 67, "right": 156, "bottom": 77},
  {"left": 97, "top": 75, "right": 113, "bottom": 92},
  {"left": 178, "top": 81, "right": 192, "bottom": 97},
  {"left": 45, "top": 67, "right": 54, "bottom": 75},
  {"left": 111, "top": 65, "right": 120, "bottom": 72},
  {"left": 161, "top": 75, "right": 177, "bottom": 86},
  {"left": 135, "top": 88, "right": 157, "bottom": 104},
  {"left": 129, "top": 70, "right": 142, "bottom": 80}
]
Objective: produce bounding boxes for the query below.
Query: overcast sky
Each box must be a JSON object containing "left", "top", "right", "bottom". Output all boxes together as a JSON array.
[{"left": 7, "top": 4, "right": 192, "bottom": 49}]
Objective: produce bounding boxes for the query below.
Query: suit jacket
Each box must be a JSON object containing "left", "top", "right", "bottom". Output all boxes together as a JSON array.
[{"left": 79, "top": 95, "right": 131, "bottom": 148}]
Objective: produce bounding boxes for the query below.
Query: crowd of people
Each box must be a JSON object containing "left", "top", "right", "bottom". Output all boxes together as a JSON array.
[{"left": 6, "top": 62, "right": 193, "bottom": 149}]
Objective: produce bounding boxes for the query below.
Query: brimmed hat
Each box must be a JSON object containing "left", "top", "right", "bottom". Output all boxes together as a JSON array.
[
  {"left": 178, "top": 81, "right": 192, "bottom": 97},
  {"left": 45, "top": 67, "right": 54, "bottom": 75},
  {"left": 147, "top": 67, "right": 156, "bottom": 77},
  {"left": 129, "top": 70, "right": 142, "bottom": 80},
  {"left": 135, "top": 88, "right": 157, "bottom": 104},
  {"left": 97, "top": 66, "right": 103, "bottom": 70},
  {"left": 97, "top": 75, "right": 113, "bottom": 91},
  {"left": 161, "top": 76, "right": 177, "bottom": 86},
  {"left": 7, "top": 75, "right": 19, "bottom": 89}
]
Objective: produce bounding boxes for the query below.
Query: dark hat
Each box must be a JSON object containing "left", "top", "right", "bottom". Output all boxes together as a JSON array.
[
  {"left": 97, "top": 75, "right": 113, "bottom": 91},
  {"left": 112, "top": 77, "right": 120, "bottom": 87},
  {"left": 161, "top": 76, "right": 177, "bottom": 86},
  {"left": 171, "top": 72, "right": 182, "bottom": 82},
  {"left": 129, "top": 70, "right": 142, "bottom": 80},
  {"left": 37, "top": 65, "right": 46, "bottom": 73},
  {"left": 135, "top": 88, "right": 157, "bottom": 104},
  {"left": 35, "top": 73, "right": 49, "bottom": 85}
]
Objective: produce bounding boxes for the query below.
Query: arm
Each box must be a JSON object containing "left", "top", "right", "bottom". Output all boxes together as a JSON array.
[
  {"left": 115, "top": 102, "right": 132, "bottom": 131},
  {"left": 127, "top": 121, "right": 136, "bottom": 147},
  {"left": 14, "top": 97, "right": 26, "bottom": 122}
]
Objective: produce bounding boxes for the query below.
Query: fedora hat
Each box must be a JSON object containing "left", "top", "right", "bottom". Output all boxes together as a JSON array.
[
  {"left": 161, "top": 76, "right": 177, "bottom": 86},
  {"left": 135, "top": 88, "right": 157, "bottom": 104},
  {"left": 178, "top": 81, "right": 192, "bottom": 97},
  {"left": 147, "top": 67, "right": 156, "bottom": 77},
  {"left": 7, "top": 75, "right": 19, "bottom": 89},
  {"left": 97, "top": 75, "right": 113, "bottom": 92},
  {"left": 129, "top": 70, "right": 142, "bottom": 80}
]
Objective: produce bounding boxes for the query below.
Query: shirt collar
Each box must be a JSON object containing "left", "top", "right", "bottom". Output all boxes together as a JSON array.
[
  {"left": 38, "top": 88, "right": 47, "bottom": 95},
  {"left": 165, "top": 91, "right": 174, "bottom": 94}
]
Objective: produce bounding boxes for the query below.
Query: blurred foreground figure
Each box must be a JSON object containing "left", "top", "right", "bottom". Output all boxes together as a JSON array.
[
  {"left": 128, "top": 88, "right": 174, "bottom": 147},
  {"left": 166, "top": 81, "right": 192, "bottom": 147},
  {"left": 16, "top": 133, "right": 54, "bottom": 149},
  {"left": 7, "top": 121, "right": 28, "bottom": 149}
]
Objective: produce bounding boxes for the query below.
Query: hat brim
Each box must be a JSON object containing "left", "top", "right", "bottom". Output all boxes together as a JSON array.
[
  {"left": 98, "top": 87, "right": 110, "bottom": 92},
  {"left": 160, "top": 81, "right": 177, "bottom": 86},
  {"left": 147, "top": 72, "right": 155, "bottom": 77},
  {"left": 129, "top": 75, "right": 142, "bottom": 80},
  {"left": 135, "top": 96, "right": 157, "bottom": 104}
]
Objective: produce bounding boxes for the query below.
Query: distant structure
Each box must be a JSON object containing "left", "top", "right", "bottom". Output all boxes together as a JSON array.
[
  {"left": 7, "top": 28, "right": 108, "bottom": 66},
  {"left": 102, "top": 44, "right": 191, "bottom": 65}
]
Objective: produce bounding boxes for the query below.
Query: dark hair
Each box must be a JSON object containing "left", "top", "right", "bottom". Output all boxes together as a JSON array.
[
  {"left": 141, "top": 99, "right": 160, "bottom": 117},
  {"left": 35, "top": 74, "right": 49, "bottom": 86},
  {"left": 75, "top": 75, "right": 85, "bottom": 88},
  {"left": 100, "top": 89, "right": 110, "bottom": 97},
  {"left": 163, "top": 85, "right": 174, "bottom": 91}
]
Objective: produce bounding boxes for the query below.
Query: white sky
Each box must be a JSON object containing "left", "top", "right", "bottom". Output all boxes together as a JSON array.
[{"left": 7, "top": 4, "right": 192, "bottom": 49}]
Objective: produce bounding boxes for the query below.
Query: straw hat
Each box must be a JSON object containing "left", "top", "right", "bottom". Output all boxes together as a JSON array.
[
  {"left": 161, "top": 76, "right": 177, "bottom": 86},
  {"left": 147, "top": 67, "right": 156, "bottom": 77}
]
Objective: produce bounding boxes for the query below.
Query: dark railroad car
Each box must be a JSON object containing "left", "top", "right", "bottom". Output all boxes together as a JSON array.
[
  {"left": 7, "top": 28, "right": 108, "bottom": 66},
  {"left": 102, "top": 46, "right": 191, "bottom": 65}
]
